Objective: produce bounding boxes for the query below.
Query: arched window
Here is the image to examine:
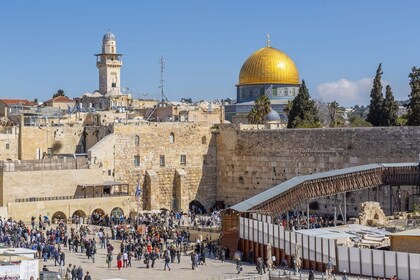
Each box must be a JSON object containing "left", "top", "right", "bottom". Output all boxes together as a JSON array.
[
  {"left": 202, "top": 136, "right": 207, "bottom": 144},
  {"left": 169, "top": 133, "right": 175, "bottom": 143},
  {"left": 111, "top": 46, "right": 115, "bottom": 53},
  {"left": 134, "top": 135, "right": 140, "bottom": 147}
]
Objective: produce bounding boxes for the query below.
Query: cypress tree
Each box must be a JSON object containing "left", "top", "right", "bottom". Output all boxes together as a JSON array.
[
  {"left": 382, "top": 85, "right": 398, "bottom": 126},
  {"left": 407, "top": 67, "right": 420, "bottom": 126},
  {"left": 366, "top": 63, "right": 384, "bottom": 126},
  {"left": 287, "top": 80, "right": 321, "bottom": 128}
]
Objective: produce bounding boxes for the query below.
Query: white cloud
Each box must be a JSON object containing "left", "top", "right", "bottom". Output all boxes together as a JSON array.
[{"left": 315, "top": 78, "right": 382, "bottom": 107}]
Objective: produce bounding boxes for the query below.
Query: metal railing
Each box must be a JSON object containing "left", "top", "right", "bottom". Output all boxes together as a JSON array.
[
  {"left": 0, "top": 158, "right": 89, "bottom": 173},
  {"left": 14, "top": 192, "right": 129, "bottom": 203}
]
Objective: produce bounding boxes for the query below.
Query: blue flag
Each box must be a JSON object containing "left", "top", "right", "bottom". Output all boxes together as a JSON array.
[{"left": 135, "top": 183, "right": 142, "bottom": 200}]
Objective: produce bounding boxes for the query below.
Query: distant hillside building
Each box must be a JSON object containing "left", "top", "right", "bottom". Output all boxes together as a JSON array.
[
  {"left": 0, "top": 99, "right": 36, "bottom": 117},
  {"left": 44, "top": 96, "right": 76, "bottom": 111}
]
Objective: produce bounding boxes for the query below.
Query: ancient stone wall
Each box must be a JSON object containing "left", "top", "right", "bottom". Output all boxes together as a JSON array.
[
  {"left": 18, "top": 124, "right": 111, "bottom": 160},
  {"left": 92, "top": 122, "right": 217, "bottom": 211},
  {"left": 0, "top": 167, "right": 106, "bottom": 206},
  {"left": 216, "top": 125, "right": 420, "bottom": 207},
  {"left": 19, "top": 125, "right": 85, "bottom": 159}
]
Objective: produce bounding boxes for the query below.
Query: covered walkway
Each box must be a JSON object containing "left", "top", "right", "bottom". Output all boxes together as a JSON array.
[{"left": 231, "top": 162, "right": 419, "bottom": 216}]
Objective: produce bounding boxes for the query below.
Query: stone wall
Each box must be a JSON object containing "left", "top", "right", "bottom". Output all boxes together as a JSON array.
[
  {"left": 0, "top": 167, "right": 106, "bottom": 206},
  {"left": 19, "top": 125, "right": 85, "bottom": 159},
  {"left": 18, "top": 124, "right": 111, "bottom": 160},
  {"left": 216, "top": 125, "right": 420, "bottom": 208},
  {"left": 91, "top": 122, "right": 217, "bottom": 211}
]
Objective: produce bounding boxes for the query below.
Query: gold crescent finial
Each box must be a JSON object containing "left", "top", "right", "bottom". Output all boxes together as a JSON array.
[{"left": 266, "top": 33, "right": 271, "bottom": 47}]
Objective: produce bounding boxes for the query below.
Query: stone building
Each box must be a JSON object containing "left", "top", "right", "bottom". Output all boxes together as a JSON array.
[
  {"left": 43, "top": 96, "right": 76, "bottom": 111},
  {"left": 0, "top": 99, "right": 36, "bottom": 117}
]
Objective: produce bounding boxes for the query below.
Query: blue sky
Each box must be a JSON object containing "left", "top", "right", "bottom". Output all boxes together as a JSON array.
[{"left": 1, "top": 1, "right": 419, "bottom": 106}]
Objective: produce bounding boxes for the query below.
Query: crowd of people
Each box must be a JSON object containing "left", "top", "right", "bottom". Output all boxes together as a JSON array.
[
  {"left": 275, "top": 211, "right": 345, "bottom": 230},
  {"left": 0, "top": 208, "right": 228, "bottom": 279}
]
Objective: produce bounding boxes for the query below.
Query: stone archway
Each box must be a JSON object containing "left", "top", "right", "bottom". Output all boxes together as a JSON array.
[
  {"left": 72, "top": 210, "right": 87, "bottom": 218},
  {"left": 72, "top": 210, "right": 87, "bottom": 224},
  {"left": 91, "top": 208, "right": 105, "bottom": 225},
  {"left": 189, "top": 200, "right": 206, "bottom": 214},
  {"left": 52, "top": 211, "right": 67, "bottom": 224}
]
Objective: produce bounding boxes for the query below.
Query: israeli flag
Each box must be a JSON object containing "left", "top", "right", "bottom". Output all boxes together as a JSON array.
[{"left": 135, "top": 183, "right": 142, "bottom": 200}]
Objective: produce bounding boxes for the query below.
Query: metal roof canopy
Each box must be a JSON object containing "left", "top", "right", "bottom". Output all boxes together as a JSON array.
[{"left": 231, "top": 162, "right": 419, "bottom": 213}]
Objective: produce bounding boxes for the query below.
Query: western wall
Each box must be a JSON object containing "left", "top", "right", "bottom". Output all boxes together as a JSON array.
[
  {"left": 216, "top": 125, "right": 420, "bottom": 216},
  {"left": 3, "top": 121, "right": 420, "bottom": 221},
  {"left": 89, "top": 122, "right": 218, "bottom": 212}
]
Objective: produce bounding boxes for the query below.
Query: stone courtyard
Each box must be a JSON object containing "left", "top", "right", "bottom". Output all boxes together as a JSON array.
[{"left": 42, "top": 226, "right": 264, "bottom": 280}]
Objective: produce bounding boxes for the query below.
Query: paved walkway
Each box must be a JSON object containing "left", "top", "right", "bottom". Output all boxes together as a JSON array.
[
  {"left": 40, "top": 227, "right": 266, "bottom": 280},
  {"left": 38, "top": 226, "right": 370, "bottom": 280}
]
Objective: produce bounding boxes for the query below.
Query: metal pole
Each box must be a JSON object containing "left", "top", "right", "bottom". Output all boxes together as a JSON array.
[
  {"left": 334, "top": 194, "right": 337, "bottom": 227},
  {"left": 307, "top": 201, "right": 310, "bottom": 229},
  {"left": 343, "top": 192, "right": 347, "bottom": 225},
  {"left": 286, "top": 212, "right": 290, "bottom": 231}
]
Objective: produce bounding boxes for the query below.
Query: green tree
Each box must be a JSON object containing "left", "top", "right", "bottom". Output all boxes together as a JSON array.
[
  {"left": 407, "top": 67, "right": 420, "bottom": 126},
  {"left": 53, "top": 89, "right": 67, "bottom": 98},
  {"left": 287, "top": 80, "right": 321, "bottom": 128},
  {"left": 382, "top": 85, "right": 398, "bottom": 126},
  {"left": 366, "top": 63, "right": 384, "bottom": 126},
  {"left": 349, "top": 115, "right": 373, "bottom": 127},
  {"left": 247, "top": 95, "right": 271, "bottom": 124},
  {"left": 247, "top": 108, "right": 261, "bottom": 124},
  {"left": 327, "top": 101, "right": 345, "bottom": 127}
]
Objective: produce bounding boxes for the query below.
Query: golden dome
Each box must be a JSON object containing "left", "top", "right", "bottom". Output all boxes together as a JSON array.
[{"left": 238, "top": 46, "right": 299, "bottom": 86}]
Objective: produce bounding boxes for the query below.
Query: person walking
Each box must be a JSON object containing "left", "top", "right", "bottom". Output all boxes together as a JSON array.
[
  {"left": 164, "top": 252, "right": 171, "bottom": 271},
  {"left": 91, "top": 246, "right": 96, "bottom": 263},
  {"left": 71, "top": 265, "right": 77, "bottom": 280},
  {"left": 309, "top": 270, "right": 315, "bottom": 280},
  {"left": 117, "top": 253, "right": 122, "bottom": 270},
  {"left": 326, "top": 258, "right": 334, "bottom": 279},
  {"left": 123, "top": 251, "right": 128, "bottom": 268},
  {"left": 65, "top": 263, "right": 72, "bottom": 280},
  {"left": 106, "top": 253, "right": 112, "bottom": 268},
  {"left": 76, "top": 266, "right": 83, "bottom": 280},
  {"left": 191, "top": 251, "right": 197, "bottom": 270},
  {"left": 60, "top": 251, "right": 66, "bottom": 266},
  {"left": 83, "top": 271, "right": 91, "bottom": 280},
  {"left": 249, "top": 248, "right": 254, "bottom": 264}
]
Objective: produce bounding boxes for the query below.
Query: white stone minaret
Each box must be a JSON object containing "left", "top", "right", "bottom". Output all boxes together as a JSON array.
[{"left": 95, "top": 31, "right": 123, "bottom": 95}]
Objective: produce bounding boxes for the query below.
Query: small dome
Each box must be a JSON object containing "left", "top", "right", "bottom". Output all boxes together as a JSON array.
[
  {"left": 239, "top": 46, "right": 299, "bottom": 86},
  {"left": 265, "top": 109, "right": 281, "bottom": 122},
  {"left": 103, "top": 31, "right": 116, "bottom": 41}
]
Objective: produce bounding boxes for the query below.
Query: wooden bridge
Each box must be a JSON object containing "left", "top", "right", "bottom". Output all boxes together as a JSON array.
[{"left": 231, "top": 162, "right": 420, "bottom": 216}]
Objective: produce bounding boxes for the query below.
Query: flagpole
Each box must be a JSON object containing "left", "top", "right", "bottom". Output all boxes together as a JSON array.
[{"left": 136, "top": 181, "right": 141, "bottom": 228}]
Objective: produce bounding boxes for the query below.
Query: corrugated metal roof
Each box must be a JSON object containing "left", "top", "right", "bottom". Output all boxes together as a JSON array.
[{"left": 231, "top": 162, "right": 417, "bottom": 212}]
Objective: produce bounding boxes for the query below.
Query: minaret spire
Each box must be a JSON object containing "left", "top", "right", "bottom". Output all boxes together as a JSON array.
[{"left": 266, "top": 33, "right": 271, "bottom": 47}]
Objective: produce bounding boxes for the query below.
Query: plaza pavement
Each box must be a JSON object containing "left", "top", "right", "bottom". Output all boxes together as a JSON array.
[
  {"left": 39, "top": 226, "right": 370, "bottom": 280},
  {"left": 41, "top": 227, "right": 268, "bottom": 280}
]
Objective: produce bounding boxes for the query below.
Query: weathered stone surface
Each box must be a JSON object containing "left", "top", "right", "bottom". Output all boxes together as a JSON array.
[
  {"left": 358, "top": 201, "right": 387, "bottom": 226},
  {"left": 216, "top": 125, "right": 420, "bottom": 208}
]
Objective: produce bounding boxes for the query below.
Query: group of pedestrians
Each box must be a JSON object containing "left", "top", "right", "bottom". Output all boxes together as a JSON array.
[{"left": 0, "top": 209, "right": 226, "bottom": 278}]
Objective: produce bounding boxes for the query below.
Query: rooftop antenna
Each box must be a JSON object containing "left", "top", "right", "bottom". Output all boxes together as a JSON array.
[
  {"left": 158, "top": 56, "right": 174, "bottom": 105},
  {"left": 266, "top": 33, "right": 271, "bottom": 47}
]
